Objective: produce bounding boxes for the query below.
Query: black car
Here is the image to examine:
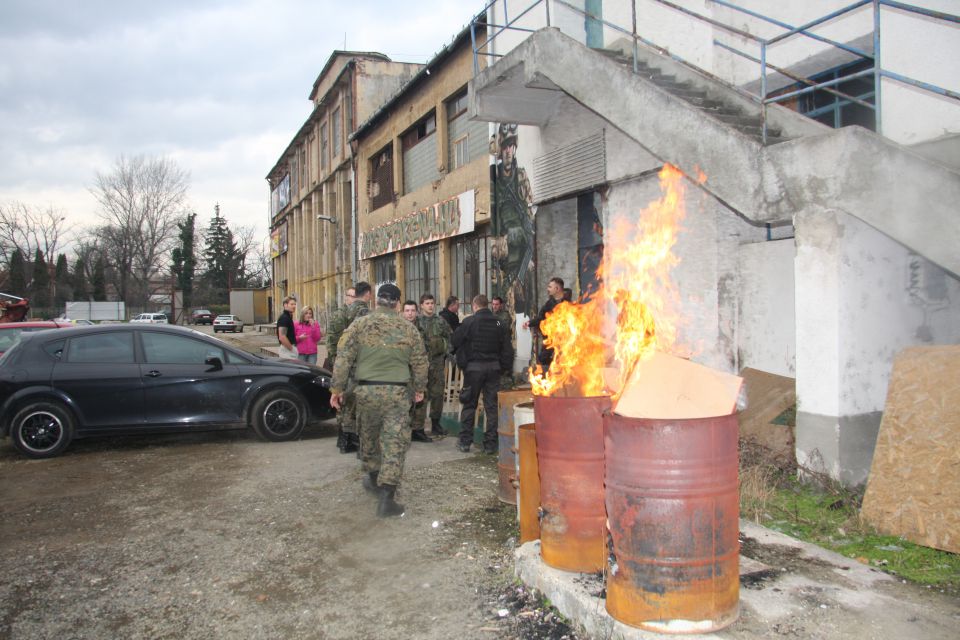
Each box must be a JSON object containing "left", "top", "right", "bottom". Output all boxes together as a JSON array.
[{"left": 0, "top": 324, "right": 335, "bottom": 458}]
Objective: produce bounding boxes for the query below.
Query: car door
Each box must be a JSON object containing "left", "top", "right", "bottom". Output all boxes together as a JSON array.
[
  {"left": 138, "top": 331, "right": 246, "bottom": 426},
  {"left": 53, "top": 330, "right": 144, "bottom": 428}
]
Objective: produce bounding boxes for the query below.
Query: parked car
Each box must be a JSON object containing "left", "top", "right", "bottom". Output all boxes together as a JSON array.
[
  {"left": 190, "top": 309, "right": 214, "bottom": 325},
  {"left": 213, "top": 314, "right": 244, "bottom": 333},
  {"left": 131, "top": 313, "right": 168, "bottom": 324},
  {"left": 0, "top": 324, "right": 335, "bottom": 458},
  {"left": 0, "top": 321, "right": 72, "bottom": 357}
]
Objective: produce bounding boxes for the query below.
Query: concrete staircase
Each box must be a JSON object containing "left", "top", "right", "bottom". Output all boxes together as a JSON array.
[{"left": 471, "top": 28, "right": 960, "bottom": 278}]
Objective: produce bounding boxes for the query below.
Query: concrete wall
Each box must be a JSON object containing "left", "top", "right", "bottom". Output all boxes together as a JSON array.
[
  {"left": 738, "top": 239, "right": 796, "bottom": 377},
  {"left": 795, "top": 208, "right": 960, "bottom": 485}
]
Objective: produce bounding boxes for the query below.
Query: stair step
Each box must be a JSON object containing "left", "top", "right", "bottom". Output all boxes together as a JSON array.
[{"left": 714, "top": 113, "right": 762, "bottom": 127}]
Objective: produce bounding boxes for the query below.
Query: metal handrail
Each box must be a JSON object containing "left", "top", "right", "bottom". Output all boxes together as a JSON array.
[{"left": 471, "top": 0, "right": 959, "bottom": 142}]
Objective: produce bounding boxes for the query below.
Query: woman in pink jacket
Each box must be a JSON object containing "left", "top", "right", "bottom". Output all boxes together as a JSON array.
[{"left": 294, "top": 307, "right": 323, "bottom": 365}]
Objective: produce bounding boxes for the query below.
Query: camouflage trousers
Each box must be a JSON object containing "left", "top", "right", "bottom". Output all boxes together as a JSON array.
[
  {"left": 412, "top": 356, "right": 446, "bottom": 430},
  {"left": 337, "top": 390, "right": 357, "bottom": 434},
  {"left": 356, "top": 385, "right": 413, "bottom": 487}
]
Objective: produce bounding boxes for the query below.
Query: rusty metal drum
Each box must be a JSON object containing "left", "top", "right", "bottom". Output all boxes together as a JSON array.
[
  {"left": 513, "top": 402, "right": 535, "bottom": 512},
  {"left": 518, "top": 423, "right": 540, "bottom": 544},
  {"left": 604, "top": 410, "right": 740, "bottom": 633},
  {"left": 497, "top": 390, "right": 533, "bottom": 505},
  {"left": 534, "top": 394, "right": 611, "bottom": 573}
]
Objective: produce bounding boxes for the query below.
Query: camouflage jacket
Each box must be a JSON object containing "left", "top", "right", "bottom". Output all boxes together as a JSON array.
[
  {"left": 331, "top": 308, "right": 428, "bottom": 395},
  {"left": 416, "top": 313, "right": 452, "bottom": 359},
  {"left": 325, "top": 300, "right": 369, "bottom": 362}
]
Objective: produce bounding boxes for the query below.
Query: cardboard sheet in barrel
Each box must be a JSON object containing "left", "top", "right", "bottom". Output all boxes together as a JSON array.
[{"left": 613, "top": 351, "right": 744, "bottom": 418}]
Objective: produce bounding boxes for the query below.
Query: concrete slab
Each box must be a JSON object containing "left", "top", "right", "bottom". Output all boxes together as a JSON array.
[{"left": 515, "top": 520, "right": 960, "bottom": 639}]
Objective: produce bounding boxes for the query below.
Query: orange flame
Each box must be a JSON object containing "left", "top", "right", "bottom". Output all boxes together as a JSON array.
[{"left": 530, "top": 164, "right": 690, "bottom": 397}]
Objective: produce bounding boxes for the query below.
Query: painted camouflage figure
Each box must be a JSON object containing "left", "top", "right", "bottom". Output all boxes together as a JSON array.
[
  {"left": 330, "top": 283, "right": 428, "bottom": 518},
  {"left": 413, "top": 293, "right": 452, "bottom": 437},
  {"left": 325, "top": 282, "right": 371, "bottom": 453}
]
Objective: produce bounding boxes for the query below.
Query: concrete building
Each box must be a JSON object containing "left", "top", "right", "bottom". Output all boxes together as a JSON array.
[
  {"left": 267, "top": 52, "right": 422, "bottom": 324},
  {"left": 351, "top": 22, "right": 530, "bottom": 356},
  {"left": 469, "top": 0, "right": 960, "bottom": 485}
]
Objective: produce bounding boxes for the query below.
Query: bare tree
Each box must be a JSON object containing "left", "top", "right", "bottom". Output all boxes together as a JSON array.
[
  {"left": 0, "top": 201, "right": 71, "bottom": 272},
  {"left": 91, "top": 155, "right": 189, "bottom": 306}
]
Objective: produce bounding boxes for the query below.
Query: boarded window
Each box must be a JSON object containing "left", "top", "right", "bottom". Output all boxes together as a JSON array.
[
  {"left": 402, "top": 112, "right": 439, "bottom": 194},
  {"left": 320, "top": 123, "right": 328, "bottom": 172},
  {"left": 369, "top": 143, "right": 394, "bottom": 211},
  {"left": 332, "top": 107, "right": 342, "bottom": 157}
]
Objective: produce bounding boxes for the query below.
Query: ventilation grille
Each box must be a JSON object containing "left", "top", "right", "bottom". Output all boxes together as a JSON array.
[{"left": 533, "top": 130, "right": 606, "bottom": 203}]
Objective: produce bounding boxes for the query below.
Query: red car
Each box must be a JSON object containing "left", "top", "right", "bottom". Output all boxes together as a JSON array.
[
  {"left": 0, "top": 321, "right": 73, "bottom": 357},
  {"left": 190, "top": 309, "right": 215, "bottom": 325}
]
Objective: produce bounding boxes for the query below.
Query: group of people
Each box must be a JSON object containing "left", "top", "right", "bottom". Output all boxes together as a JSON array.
[{"left": 274, "top": 278, "right": 565, "bottom": 519}]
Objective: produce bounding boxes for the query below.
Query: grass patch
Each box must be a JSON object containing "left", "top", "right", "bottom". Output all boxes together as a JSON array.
[{"left": 740, "top": 439, "right": 960, "bottom": 589}]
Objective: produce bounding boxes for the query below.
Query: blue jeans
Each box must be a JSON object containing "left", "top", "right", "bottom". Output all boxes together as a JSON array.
[{"left": 297, "top": 353, "right": 317, "bottom": 364}]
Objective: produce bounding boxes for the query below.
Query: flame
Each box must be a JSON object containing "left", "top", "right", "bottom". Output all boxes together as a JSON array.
[{"left": 530, "top": 164, "right": 689, "bottom": 397}]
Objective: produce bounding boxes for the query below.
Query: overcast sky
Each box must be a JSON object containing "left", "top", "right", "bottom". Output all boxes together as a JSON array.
[{"left": 0, "top": 0, "right": 478, "bottom": 245}]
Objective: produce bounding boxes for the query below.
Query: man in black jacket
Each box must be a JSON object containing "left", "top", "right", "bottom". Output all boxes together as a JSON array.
[
  {"left": 452, "top": 295, "right": 512, "bottom": 454},
  {"left": 523, "top": 276, "right": 565, "bottom": 372}
]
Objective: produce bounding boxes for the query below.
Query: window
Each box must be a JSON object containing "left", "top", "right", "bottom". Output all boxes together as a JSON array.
[
  {"left": 369, "top": 143, "right": 394, "bottom": 210},
  {"left": 320, "top": 123, "right": 328, "bottom": 172},
  {"left": 142, "top": 332, "right": 225, "bottom": 365},
  {"left": 797, "top": 60, "right": 875, "bottom": 131},
  {"left": 332, "top": 107, "right": 342, "bottom": 157},
  {"left": 446, "top": 91, "right": 486, "bottom": 171},
  {"left": 374, "top": 255, "right": 397, "bottom": 287},
  {"left": 344, "top": 86, "right": 354, "bottom": 134},
  {"left": 452, "top": 136, "right": 469, "bottom": 170},
  {"left": 451, "top": 234, "right": 493, "bottom": 303},
  {"left": 67, "top": 332, "right": 135, "bottom": 364},
  {"left": 403, "top": 243, "right": 439, "bottom": 305},
  {"left": 402, "top": 113, "right": 440, "bottom": 193},
  {"left": 447, "top": 90, "right": 468, "bottom": 120}
]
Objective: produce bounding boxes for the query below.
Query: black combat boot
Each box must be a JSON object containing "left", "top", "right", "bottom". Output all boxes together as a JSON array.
[
  {"left": 376, "top": 484, "right": 405, "bottom": 518},
  {"left": 411, "top": 429, "right": 433, "bottom": 443},
  {"left": 431, "top": 418, "right": 447, "bottom": 437},
  {"left": 362, "top": 471, "right": 378, "bottom": 495},
  {"left": 337, "top": 427, "right": 358, "bottom": 454}
]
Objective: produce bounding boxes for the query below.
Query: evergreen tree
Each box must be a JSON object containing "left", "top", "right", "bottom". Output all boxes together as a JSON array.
[
  {"left": 9, "top": 249, "right": 26, "bottom": 297},
  {"left": 73, "top": 258, "right": 88, "bottom": 300},
  {"left": 203, "top": 204, "right": 245, "bottom": 303},
  {"left": 92, "top": 257, "right": 107, "bottom": 301},
  {"left": 54, "top": 253, "right": 71, "bottom": 307},
  {"left": 171, "top": 212, "right": 197, "bottom": 309},
  {"left": 31, "top": 248, "right": 50, "bottom": 308}
]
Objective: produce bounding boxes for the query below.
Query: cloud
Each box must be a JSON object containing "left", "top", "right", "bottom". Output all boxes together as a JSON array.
[{"left": 0, "top": 0, "right": 477, "bottom": 237}]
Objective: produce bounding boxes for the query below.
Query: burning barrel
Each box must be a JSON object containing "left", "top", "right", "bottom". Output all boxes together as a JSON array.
[
  {"left": 534, "top": 394, "right": 611, "bottom": 573},
  {"left": 497, "top": 389, "right": 533, "bottom": 505},
  {"left": 604, "top": 410, "right": 740, "bottom": 633}
]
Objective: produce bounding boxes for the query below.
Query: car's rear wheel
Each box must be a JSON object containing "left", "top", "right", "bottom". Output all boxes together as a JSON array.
[
  {"left": 239, "top": 326, "right": 244, "bottom": 333},
  {"left": 10, "top": 401, "right": 75, "bottom": 458},
  {"left": 250, "top": 389, "right": 306, "bottom": 442}
]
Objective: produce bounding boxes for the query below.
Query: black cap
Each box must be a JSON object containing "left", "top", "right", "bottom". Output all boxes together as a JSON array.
[{"left": 378, "top": 283, "right": 401, "bottom": 302}]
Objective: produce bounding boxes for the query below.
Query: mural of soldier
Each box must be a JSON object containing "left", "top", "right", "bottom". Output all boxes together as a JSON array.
[{"left": 490, "top": 123, "right": 535, "bottom": 317}]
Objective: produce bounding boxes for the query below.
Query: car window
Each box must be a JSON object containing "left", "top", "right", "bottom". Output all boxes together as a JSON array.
[
  {"left": 0, "top": 328, "right": 24, "bottom": 352},
  {"left": 66, "top": 332, "right": 135, "bottom": 363},
  {"left": 224, "top": 349, "right": 251, "bottom": 364},
  {"left": 142, "top": 332, "right": 225, "bottom": 364}
]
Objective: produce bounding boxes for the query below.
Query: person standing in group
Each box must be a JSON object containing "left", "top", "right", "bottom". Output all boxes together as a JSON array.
[
  {"left": 325, "top": 281, "right": 372, "bottom": 453},
  {"left": 330, "top": 283, "right": 428, "bottom": 518},
  {"left": 491, "top": 296, "right": 515, "bottom": 389},
  {"left": 322, "top": 287, "right": 356, "bottom": 369},
  {"left": 523, "top": 277, "right": 565, "bottom": 373},
  {"left": 276, "top": 296, "right": 298, "bottom": 359},
  {"left": 414, "top": 293, "right": 452, "bottom": 439},
  {"left": 439, "top": 295, "right": 460, "bottom": 332},
  {"left": 402, "top": 299, "right": 433, "bottom": 443},
  {"left": 452, "top": 295, "right": 512, "bottom": 454},
  {"left": 295, "top": 307, "right": 322, "bottom": 365}
]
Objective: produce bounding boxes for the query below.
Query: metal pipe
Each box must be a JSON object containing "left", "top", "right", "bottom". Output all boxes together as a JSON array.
[
  {"left": 631, "top": 0, "right": 638, "bottom": 74},
  {"left": 484, "top": 23, "right": 537, "bottom": 32},
  {"left": 471, "top": 21, "right": 479, "bottom": 76},
  {"left": 760, "top": 41, "right": 768, "bottom": 144},
  {"left": 765, "top": 68, "right": 876, "bottom": 105},
  {"left": 711, "top": 0, "right": 873, "bottom": 59},
  {"left": 545, "top": 0, "right": 550, "bottom": 27},
  {"left": 881, "top": 0, "right": 960, "bottom": 23},
  {"left": 767, "top": 0, "right": 872, "bottom": 45},
  {"left": 874, "top": 0, "right": 882, "bottom": 134},
  {"left": 881, "top": 70, "right": 960, "bottom": 101},
  {"left": 649, "top": 0, "right": 763, "bottom": 41},
  {"left": 715, "top": 40, "right": 877, "bottom": 110}
]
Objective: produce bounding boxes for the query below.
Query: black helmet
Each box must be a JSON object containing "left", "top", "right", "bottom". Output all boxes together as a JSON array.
[{"left": 377, "top": 283, "right": 402, "bottom": 302}]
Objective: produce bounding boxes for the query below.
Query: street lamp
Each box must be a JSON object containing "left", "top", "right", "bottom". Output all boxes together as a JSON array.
[{"left": 317, "top": 215, "right": 337, "bottom": 224}]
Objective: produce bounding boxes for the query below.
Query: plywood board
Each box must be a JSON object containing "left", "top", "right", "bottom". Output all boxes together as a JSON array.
[
  {"left": 861, "top": 345, "right": 960, "bottom": 554},
  {"left": 738, "top": 368, "right": 796, "bottom": 462},
  {"left": 614, "top": 352, "right": 743, "bottom": 419}
]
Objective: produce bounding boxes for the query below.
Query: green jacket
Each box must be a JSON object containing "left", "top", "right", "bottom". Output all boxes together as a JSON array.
[
  {"left": 331, "top": 308, "right": 428, "bottom": 394},
  {"left": 325, "top": 300, "right": 369, "bottom": 362},
  {"left": 416, "top": 313, "right": 452, "bottom": 359}
]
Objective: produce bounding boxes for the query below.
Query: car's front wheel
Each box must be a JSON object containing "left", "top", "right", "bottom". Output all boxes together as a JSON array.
[
  {"left": 10, "top": 400, "right": 76, "bottom": 458},
  {"left": 250, "top": 389, "right": 306, "bottom": 442}
]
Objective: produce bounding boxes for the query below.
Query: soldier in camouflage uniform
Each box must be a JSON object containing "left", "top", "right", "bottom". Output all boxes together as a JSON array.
[
  {"left": 413, "top": 293, "right": 452, "bottom": 438},
  {"left": 330, "top": 283, "right": 428, "bottom": 518},
  {"left": 325, "top": 281, "right": 372, "bottom": 453}
]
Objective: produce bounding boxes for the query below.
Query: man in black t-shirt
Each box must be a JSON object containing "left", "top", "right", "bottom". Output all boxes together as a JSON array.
[{"left": 276, "top": 296, "right": 298, "bottom": 359}]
